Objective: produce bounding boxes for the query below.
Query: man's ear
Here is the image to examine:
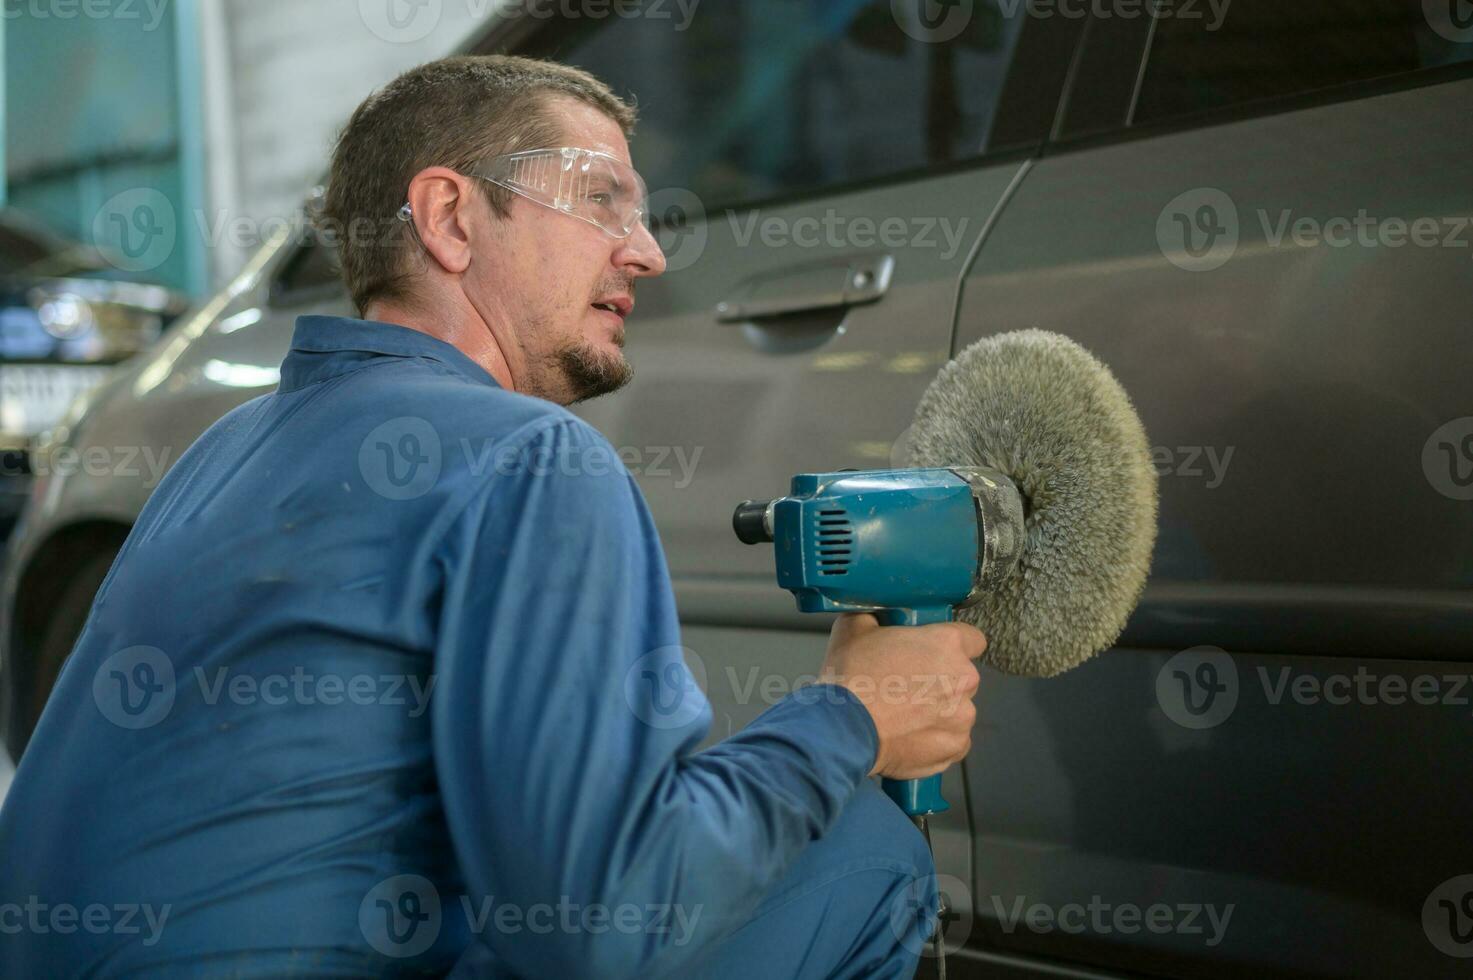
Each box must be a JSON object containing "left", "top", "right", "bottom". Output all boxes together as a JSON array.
[{"left": 404, "top": 167, "right": 479, "bottom": 276}]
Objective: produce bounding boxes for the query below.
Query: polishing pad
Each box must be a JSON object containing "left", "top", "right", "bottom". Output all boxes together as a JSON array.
[{"left": 905, "top": 330, "right": 1159, "bottom": 676}]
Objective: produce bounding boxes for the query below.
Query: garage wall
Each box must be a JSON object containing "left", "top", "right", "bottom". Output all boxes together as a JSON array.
[
  {"left": 202, "top": 0, "right": 493, "bottom": 289},
  {"left": 4, "top": 2, "right": 195, "bottom": 291},
  {"left": 0, "top": 15, "right": 5, "bottom": 206},
  {"left": 3, "top": 1, "right": 511, "bottom": 295}
]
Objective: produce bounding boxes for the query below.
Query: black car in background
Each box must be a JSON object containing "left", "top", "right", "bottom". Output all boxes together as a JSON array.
[{"left": 0, "top": 209, "right": 189, "bottom": 536}]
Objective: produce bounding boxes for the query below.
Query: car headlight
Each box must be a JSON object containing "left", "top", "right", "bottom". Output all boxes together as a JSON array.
[{"left": 22, "top": 277, "right": 187, "bottom": 365}]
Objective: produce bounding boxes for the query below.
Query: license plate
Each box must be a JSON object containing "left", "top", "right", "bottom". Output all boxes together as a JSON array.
[{"left": 0, "top": 365, "right": 113, "bottom": 441}]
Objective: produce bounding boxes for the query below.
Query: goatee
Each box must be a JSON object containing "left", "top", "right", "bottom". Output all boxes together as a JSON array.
[{"left": 557, "top": 335, "right": 632, "bottom": 405}]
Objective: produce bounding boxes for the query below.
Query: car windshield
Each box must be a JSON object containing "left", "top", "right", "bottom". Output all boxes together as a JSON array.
[{"left": 0, "top": 212, "right": 113, "bottom": 280}]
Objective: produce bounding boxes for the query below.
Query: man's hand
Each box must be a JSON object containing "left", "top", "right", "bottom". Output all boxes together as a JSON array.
[{"left": 818, "top": 612, "right": 986, "bottom": 779}]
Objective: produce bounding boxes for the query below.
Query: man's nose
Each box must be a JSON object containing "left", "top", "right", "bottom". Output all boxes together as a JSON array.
[{"left": 616, "top": 219, "right": 668, "bottom": 277}]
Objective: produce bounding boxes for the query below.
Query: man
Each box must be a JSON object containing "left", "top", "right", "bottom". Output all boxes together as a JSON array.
[{"left": 0, "top": 56, "right": 985, "bottom": 977}]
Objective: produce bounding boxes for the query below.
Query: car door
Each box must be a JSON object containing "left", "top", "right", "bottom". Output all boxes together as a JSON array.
[
  {"left": 951, "top": 4, "right": 1473, "bottom": 977},
  {"left": 510, "top": 0, "right": 1080, "bottom": 960}
]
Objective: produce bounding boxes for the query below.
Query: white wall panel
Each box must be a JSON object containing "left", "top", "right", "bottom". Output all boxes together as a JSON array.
[{"left": 201, "top": 0, "right": 496, "bottom": 287}]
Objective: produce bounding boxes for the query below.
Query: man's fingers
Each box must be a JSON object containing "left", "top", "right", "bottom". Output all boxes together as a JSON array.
[{"left": 952, "top": 622, "right": 988, "bottom": 660}]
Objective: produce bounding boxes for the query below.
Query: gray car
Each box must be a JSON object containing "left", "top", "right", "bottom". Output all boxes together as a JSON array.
[{"left": 5, "top": 2, "right": 1473, "bottom": 977}]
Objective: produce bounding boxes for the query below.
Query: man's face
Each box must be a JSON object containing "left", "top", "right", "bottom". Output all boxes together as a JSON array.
[{"left": 465, "top": 97, "right": 667, "bottom": 405}]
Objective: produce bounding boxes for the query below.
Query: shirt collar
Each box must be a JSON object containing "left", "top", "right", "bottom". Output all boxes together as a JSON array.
[{"left": 280, "top": 315, "right": 502, "bottom": 392}]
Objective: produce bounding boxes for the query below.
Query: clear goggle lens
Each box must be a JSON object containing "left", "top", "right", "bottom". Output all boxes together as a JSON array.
[{"left": 473, "top": 147, "right": 647, "bottom": 239}]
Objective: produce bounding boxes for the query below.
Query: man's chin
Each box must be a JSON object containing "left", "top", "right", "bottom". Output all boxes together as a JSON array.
[{"left": 559, "top": 341, "right": 632, "bottom": 405}]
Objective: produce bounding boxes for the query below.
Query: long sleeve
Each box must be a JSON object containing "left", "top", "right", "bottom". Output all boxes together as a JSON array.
[{"left": 431, "top": 416, "right": 880, "bottom": 978}]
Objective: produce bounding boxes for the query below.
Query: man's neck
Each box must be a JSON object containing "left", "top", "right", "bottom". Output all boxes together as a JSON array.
[{"left": 362, "top": 298, "right": 517, "bottom": 391}]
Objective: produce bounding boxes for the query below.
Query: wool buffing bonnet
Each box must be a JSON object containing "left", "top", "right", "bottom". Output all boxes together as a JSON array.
[{"left": 904, "top": 330, "right": 1159, "bottom": 676}]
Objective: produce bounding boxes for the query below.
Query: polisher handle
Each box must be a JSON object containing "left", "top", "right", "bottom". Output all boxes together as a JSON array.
[
  {"left": 882, "top": 774, "right": 950, "bottom": 816},
  {"left": 875, "top": 606, "right": 952, "bottom": 628},
  {"left": 876, "top": 605, "right": 954, "bottom": 817}
]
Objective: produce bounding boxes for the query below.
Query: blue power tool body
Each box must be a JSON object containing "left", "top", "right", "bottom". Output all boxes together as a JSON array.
[{"left": 733, "top": 466, "right": 1024, "bottom": 818}]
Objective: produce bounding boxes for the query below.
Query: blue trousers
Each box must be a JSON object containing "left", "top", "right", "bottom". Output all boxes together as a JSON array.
[
  {"left": 668, "top": 781, "right": 939, "bottom": 980},
  {"left": 444, "top": 780, "right": 939, "bottom": 979}
]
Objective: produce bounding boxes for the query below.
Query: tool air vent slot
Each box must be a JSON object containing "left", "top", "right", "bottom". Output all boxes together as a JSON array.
[{"left": 815, "top": 509, "right": 853, "bottom": 576}]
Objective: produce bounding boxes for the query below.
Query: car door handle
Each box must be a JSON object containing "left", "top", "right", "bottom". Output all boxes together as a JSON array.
[{"left": 715, "top": 254, "right": 895, "bottom": 323}]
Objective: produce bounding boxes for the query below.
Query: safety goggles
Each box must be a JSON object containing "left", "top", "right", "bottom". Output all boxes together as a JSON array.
[{"left": 470, "top": 146, "right": 648, "bottom": 239}]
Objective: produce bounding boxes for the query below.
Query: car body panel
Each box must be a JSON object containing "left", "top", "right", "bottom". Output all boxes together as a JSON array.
[{"left": 950, "top": 73, "right": 1473, "bottom": 978}]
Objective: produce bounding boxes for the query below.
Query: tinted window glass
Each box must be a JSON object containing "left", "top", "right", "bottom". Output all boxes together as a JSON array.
[
  {"left": 1134, "top": 0, "right": 1473, "bottom": 126},
  {"left": 272, "top": 238, "right": 341, "bottom": 302},
  {"left": 0, "top": 223, "right": 56, "bottom": 275},
  {"left": 524, "top": 0, "right": 1027, "bottom": 207}
]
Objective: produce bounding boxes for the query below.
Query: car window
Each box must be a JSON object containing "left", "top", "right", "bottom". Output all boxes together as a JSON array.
[
  {"left": 1132, "top": 0, "right": 1473, "bottom": 127},
  {"left": 270, "top": 1, "right": 1036, "bottom": 302},
  {"left": 520, "top": 0, "right": 1029, "bottom": 209},
  {"left": 0, "top": 222, "right": 58, "bottom": 275},
  {"left": 271, "top": 236, "right": 341, "bottom": 304}
]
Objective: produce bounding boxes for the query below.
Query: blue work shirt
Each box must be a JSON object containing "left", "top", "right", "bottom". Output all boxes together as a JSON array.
[{"left": 0, "top": 316, "right": 882, "bottom": 977}]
